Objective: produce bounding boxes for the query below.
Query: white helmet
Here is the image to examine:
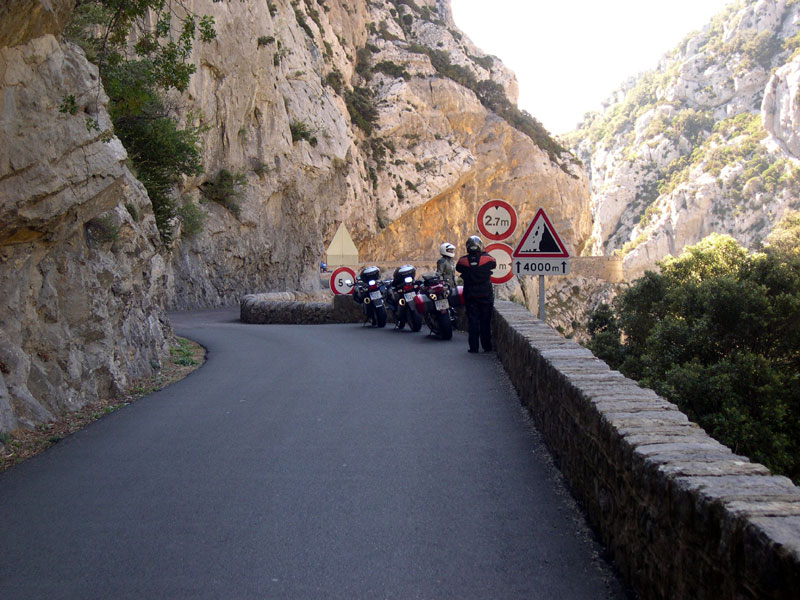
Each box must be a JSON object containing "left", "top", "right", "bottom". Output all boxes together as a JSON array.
[{"left": 439, "top": 242, "right": 455, "bottom": 257}]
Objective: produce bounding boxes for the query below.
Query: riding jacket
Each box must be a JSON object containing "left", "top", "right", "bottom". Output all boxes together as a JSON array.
[{"left": 455, "top": 251, "right": 496, "bottom": 300}]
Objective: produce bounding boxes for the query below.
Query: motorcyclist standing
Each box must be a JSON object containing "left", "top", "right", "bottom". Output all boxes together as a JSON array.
[
  {"left": 436, "top": 242, "right": 457, "bottom": 289},
  {"left": 456, "top": 236, "right": 496, "bottom": 353}
]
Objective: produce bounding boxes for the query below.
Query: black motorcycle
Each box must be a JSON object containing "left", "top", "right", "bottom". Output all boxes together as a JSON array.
[
  {"left": 413, "top": 272, "right": 462, "bottom": 340},
  {"left": 385, "top": 264, "right": 423, "bottom": 332},
  {"left": 349, "top": 265, "right": 388, "bottom": 328}
]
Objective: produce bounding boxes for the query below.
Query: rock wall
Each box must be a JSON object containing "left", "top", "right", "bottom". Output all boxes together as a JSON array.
[
  {"left": 165, "top": 0, "right": 589, "bottom": 307},
  {"left": 493, "top": 300, "right": 800, "bottom": 600},
  {"left": 0, "top": 2, "right": 173, "bottom": 433},
  {"left": 570, "top": 0, "right": 800, "bottom": 277},
  {"left": 0, "top": 0, "right": 590, "bottom": 432}
]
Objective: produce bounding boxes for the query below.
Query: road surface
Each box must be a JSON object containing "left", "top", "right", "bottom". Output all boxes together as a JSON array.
[{"left": 0, "top": 307, "right": 630, "bottom": 599}]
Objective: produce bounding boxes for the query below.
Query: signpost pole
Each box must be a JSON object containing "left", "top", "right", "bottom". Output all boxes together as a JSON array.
[{"left": 538, "top": 275, "right": 545, "bottom": 320}]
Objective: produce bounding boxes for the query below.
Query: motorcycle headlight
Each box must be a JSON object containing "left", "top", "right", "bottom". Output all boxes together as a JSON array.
[
  {"left": 368, "top": 280, "right": 376, "bottom": 286},
  {"left": 404, "top": 276, "right": 413, "bottom": 283},
  {"left": 429, "top": 293, "right": 437, "bottom": 301}
]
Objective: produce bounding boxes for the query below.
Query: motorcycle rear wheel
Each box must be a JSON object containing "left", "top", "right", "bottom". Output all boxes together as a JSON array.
[{"left": 437, "top": 311, "right": 453, "bottom": 340}]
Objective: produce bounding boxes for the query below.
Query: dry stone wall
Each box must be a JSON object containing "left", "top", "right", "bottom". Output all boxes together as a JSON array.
[{"left": 492, "top": 300, "right": 800, "bottom": 600}]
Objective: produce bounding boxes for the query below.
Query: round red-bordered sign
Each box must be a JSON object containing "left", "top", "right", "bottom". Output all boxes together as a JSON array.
[
  {"left": 476, "top": 199, "right": 517, "bottom": 241},
  {"left": 329, "top": 266, "right": 356, "bottom": 295},
  {"left": 486, "top": 243, "right": 515, "bottom": 284}
]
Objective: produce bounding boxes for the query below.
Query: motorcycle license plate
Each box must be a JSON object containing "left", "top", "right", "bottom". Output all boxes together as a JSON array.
[
  {"left": 369, "top": 290, "right": 383, "bottom": 300},
  {"left": 404, "top": 292, "right": 416, "bottom": 302},
  {"left": 435, "top": 298, "right": 449, "bottom": 311}
]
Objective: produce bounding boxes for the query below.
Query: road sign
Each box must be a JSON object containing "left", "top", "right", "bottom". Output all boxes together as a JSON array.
[
  {"left": 512, "top": 208, "right": 569, "bottom": 258},
  {"left": 476, "top": 199, "right": 517, "bottom": 241},
  {"left": 486, "top": 243, "right": 514, "bottom": 284},
  {"left": 329, "top": 266, "right": 356, "bottom": 295},
  {"left": 513, "top": 259, "right": 570, "bottom": 276},
  {"left": 512, "top": 208, "right": 570, "bottom": 277}
]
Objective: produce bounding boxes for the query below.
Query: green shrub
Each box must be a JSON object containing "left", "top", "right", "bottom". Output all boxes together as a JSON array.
[
  {"left": 63, "top": 1, "right": 215, "bottom": 244},
  {"left": 289, "top": 119, "right": 318, "bottom": 145},
  {"left": 177, "top": 200, "right": 206, "bottom": 237},
  {"left": 293, "top": 5, "right": 314, "bottom": 38},
  {"left": 345, "top": 87, "right": 379, "bottom": 134},
  {"left": 200, "top": 169, "right": 246, "bottom": 217},
  {"left": 324, "top": 69, "right": 344, "bottom": 95},
  {"left": 373, "top": 60, "right": 411, "bottom": 80},
  {"left": 586, "top": 234, "right": 800, "bottom": 482}
]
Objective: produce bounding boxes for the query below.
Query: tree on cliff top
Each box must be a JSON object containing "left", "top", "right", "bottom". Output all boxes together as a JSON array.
[{"left": 587, "top": 233, "right": 800, "bottom": 482}]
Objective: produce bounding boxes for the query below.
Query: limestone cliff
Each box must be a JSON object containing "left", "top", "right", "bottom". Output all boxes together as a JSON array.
[
  {"left": 1, "top": 0, "right": 590, "bottom": 432},
  {"left": 567, "top": 0, "right": 800, "bottom": 277},
  {"left": 166, "top": 0, "right": 588, "bottom": 308},
  {"left": 0, "top": 1, "right": 173, "bottom": 432}
]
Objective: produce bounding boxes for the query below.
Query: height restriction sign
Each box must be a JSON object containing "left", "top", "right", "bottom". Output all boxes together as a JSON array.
[{"left": 476, "top": 199, "right": 517, "bottom": 241}]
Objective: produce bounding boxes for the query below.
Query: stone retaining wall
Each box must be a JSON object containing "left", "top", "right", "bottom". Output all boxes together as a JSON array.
[
  {"left": 492, "top": 300, "right": 800, "bottom": 600},
  {"left": 241, "top": 293, "right": 363, "bottom": 324}
]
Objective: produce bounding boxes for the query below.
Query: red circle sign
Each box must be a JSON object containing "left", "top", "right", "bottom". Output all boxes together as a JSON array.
[
  {"left": 329, "top": 266, "right": 356, "bottom": 295},
  {"left": 486, "top": 243, "right": 515, "bottom": 284},
  {"left": 476, "top": 199, "right": 517, "bottom": 241}
]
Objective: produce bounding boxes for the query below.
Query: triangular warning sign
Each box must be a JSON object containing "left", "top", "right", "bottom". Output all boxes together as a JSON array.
[{"left": 512, "top": 208, "right": 570, "bottom": 258}]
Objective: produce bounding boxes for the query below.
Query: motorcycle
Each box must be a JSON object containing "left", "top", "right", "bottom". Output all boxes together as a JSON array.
[
  {"left": 348, "top": 265, "right": 388, "bottom": 328},
  {"left": 413, "top": 272, "right": 463, "bottom": 340},
  {"left": 384, "top": 264, "right": 423, "bottom": 332}
]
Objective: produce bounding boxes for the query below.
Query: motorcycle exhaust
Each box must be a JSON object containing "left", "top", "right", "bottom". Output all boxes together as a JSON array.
[
  {"left": 363, "top": 296, "right": 371, "bottom": 304},
  {"left": 398, "top": 298, "right": 406, "bottom": 306}
]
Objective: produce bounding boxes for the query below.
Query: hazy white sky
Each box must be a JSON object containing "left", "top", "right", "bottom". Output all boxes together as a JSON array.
[{"left": 450, "top": 0, "right": 733, "bottom": 134}]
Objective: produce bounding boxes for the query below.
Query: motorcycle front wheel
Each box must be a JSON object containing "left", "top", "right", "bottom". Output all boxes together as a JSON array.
[
  {"left": 437, "top": 311, "right": 453, "bottom": 340},
  {"left": 407, "top": 307, "right": 423, "bottom": 332}
]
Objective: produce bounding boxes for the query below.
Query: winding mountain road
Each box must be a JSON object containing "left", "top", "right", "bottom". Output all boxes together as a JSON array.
[{"left": 0, "top": 307, "right": 629, "bottom": 599}]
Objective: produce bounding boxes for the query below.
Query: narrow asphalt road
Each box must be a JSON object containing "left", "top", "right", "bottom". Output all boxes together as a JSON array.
[{"left": 0, "top": 307, "right": 630, "bottom": 599}]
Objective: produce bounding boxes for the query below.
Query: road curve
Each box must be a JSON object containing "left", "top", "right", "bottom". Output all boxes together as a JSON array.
[{"left": 0, "top": 307, "right": 630, "bottom": 599}]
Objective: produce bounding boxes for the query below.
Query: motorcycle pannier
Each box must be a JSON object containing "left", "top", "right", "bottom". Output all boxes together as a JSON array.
[
  {"left": 393, "top": 264, "right": 416, "bottom": 285},
  {"left": 360, "top": 266, "right": 381, "bottom": 283},
  {"left": 421, "top": 273, "right": 441, "bottom": 286}
]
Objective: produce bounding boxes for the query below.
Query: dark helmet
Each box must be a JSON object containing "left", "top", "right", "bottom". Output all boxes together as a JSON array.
[{"left": 466, "top": 235, "right": 483, "bottom": 254}]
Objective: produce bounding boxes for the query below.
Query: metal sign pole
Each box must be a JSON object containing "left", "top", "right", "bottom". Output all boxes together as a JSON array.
[{"left": 538, "top": 275, "right": 545, "bottom": 320}]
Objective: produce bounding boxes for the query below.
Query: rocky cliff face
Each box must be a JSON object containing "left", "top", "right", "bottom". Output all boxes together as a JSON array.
[
  {"left": 0, "top": 1, "right": 172, "bottom": 432},
  {"left": 1, "top": 0, "right": 590, "bottom": 432},
  {"left": 166, "top": 0, "right": 589, "bottom": 308},
  {"left": 568, "top": 0, "right": 800, "bottom": 277}
]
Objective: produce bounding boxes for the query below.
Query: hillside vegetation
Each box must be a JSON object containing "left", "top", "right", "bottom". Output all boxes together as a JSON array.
[
  {"left": 587, "top": 214, "right": 800, "bottom": 482},
  {"left": 567, "top": 0, "right": 800, "bottom": 277}
]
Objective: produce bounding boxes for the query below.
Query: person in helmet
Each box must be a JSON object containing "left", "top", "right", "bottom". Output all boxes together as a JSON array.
[
  {"left": 456, "top": 235, "right": 496, "bottom": 353},
  {"left": 436, "top": 242, "right": 457, "bottom": 289}
]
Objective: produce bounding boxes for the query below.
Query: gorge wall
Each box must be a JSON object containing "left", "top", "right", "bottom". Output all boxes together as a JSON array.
[
  {"left": 0, "top": 1, "right": 173, "bottom": 432},
  {"left": 569, "top": 0, "right": 800, "bottom": 277},
  {"left": 0, "top": 0, "right": 591, "bottom": 432},
  {"left": 166, "top": 0, "right": 589, "bottom": 308}
]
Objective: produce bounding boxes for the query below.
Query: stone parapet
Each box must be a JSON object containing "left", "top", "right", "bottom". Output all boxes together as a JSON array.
[
  {"left": 241, "top": 293, "right": 363, "bottom": 324},
  {"left": 492, "top": 300, "right": 800, "bottom": 599}
]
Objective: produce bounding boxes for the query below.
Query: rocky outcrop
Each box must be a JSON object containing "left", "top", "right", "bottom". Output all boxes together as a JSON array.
[
  {"left": 1, "top": 0, "right": 588, "bottom": 432},
  {"left": 166, "top": 0, "right": 589, "bottom": 307},
  {"left": 0, "top": 3, "right": 172, "bottom": 432},
  {"left": 569, "top": 0, "right": 800, "bottom": 277}
]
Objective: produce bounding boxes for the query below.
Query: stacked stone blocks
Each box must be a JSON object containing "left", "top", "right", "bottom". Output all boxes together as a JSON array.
[{"left": 492, "top": 300, "right": 800, "bottom": 599}]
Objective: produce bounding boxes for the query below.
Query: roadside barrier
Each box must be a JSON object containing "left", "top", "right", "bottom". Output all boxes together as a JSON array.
[{"left": 492, "top": 300, "right": 800, "bottom": 600}]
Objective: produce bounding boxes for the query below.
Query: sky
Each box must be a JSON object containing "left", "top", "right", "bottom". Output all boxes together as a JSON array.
[{"left": 450, "top": 0, "right": 734, "bottom": 134}]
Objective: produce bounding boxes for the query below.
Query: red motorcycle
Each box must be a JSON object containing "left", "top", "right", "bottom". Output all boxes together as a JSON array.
[{"left": 413, "top": 273, "right": 463, "bottom": 340}]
